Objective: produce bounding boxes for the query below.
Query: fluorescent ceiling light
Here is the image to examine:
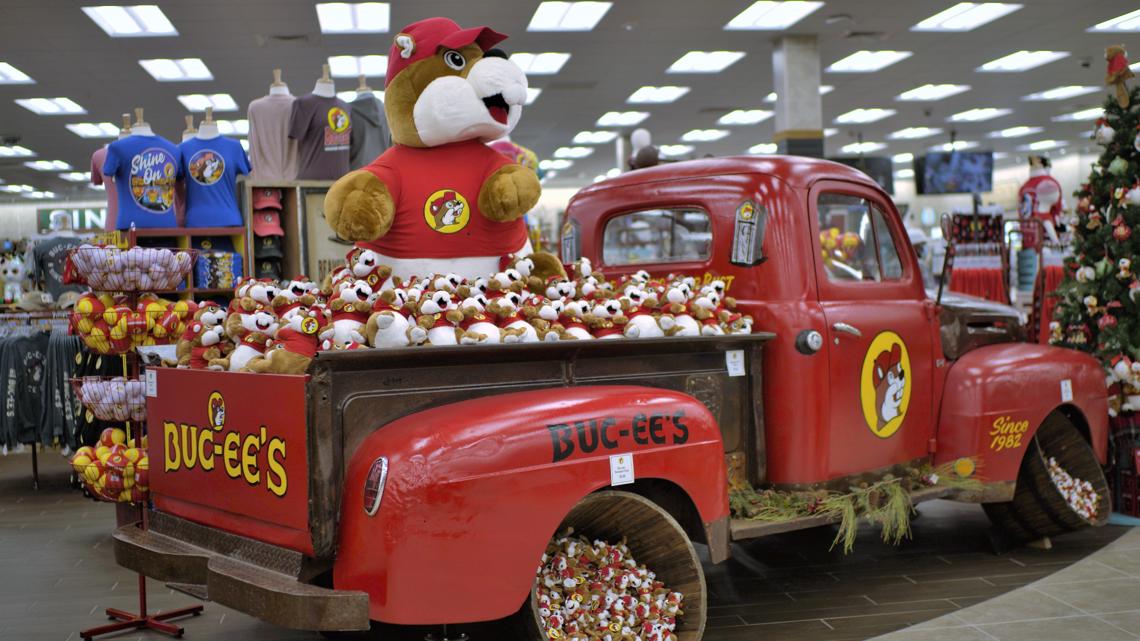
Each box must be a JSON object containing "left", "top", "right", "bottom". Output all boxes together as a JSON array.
[
  {"left": 528, "top": 1, "right": 611, "bottom": 31},
  {"left": 977, "top": 50, "right": 1068, "bottom": 72},
  {"left": 725, "top": 1, "right": 823, "bottom": 30},
  {"left": 1052, "top": 107, "right": 1104, "bottom": 122},
  {"left": 0, "top": 145, "right": 35, "bottom": 157},
  {"left": 931, "top": 141, "right": 979, "bottom": 151},
  {"left": 889, "top": 126, "right": 942, "bottom": 139},
  {"left": 1021, "top": 139, "right": 1064, "bottom": 151},
  {"left": 949, "top": 107, "right": 1011, "bottom": 122},
  {"left": 327, "top": 55, "right": 388, "bottom": 78},
  {"left": 15, "top": 97, "right": 85, "bottom": 115},
  {"left": 835, "top": 108, "right": 896, "bottom": 124},
  {"left": 892, "top": 152, "right": 914, "bottom": 163},
  {"left": 896, "top": 84, "right": 970, "bottom": 101},
  {"left": 765, "top": 85, "right": 832, "bottom": 102},
  {"left": 336, "top": 90, "right": 385, "bottom": 103},
  {"left": 827, "top": 50, "right": 912, "bottom": 73},
  {"left": 177, "top": 93, "right": 238, "bottom": 112},
  {"left": 606, "top": 167, "right": 621, "bottom": 178},
  {"left": 25, "top": 160, "right": 71, "bottom": 172},
  {"left": 239, "top": 139, "right": 250, "bottom": 152},
  {"left": 596, "top": 111, "right": 648, "bottom": 126},
  {"left": 315, "top": 3, "right": 389, "bottom": 33},
  {"left": 1089, "top": 9, "right": 1140, "bottom": 32},
  {"left": 841, "top": 141, "right": 887, "bottom": 154},
  {"left": 0, "top": 62, "right": 33, "bottom": 84},
  {"left": 573, "top": 130, "right": 618, "bottom": 144},
  {"left": 823, "top": 128, "right": 839, "bottom": 137},
  {"left": 0, "top": 185, "right": 29, "bottom": 193},
  {"left": 896, "top": 168, "right": 915, "bottom": 178},
  {"left": 138, "top": 58, "right": 213, "bottom": 81},
  {"left": 554, "top": 146, "right": 594, "bottom": 159},
  {"left": 24, "top": 191, "right": 56, "bottom": 200},
  {"left": 1022, "top": 85, "right": 1100, "bottom": 101},
  {"left": 214, "top": 120, "right": 249, "bottom": 136},
  {"left": 912, "top": 3, "right": 1022, "bottom": 31},
  {"left": 510, "top": 52, "right": 571, "bottom": 75},
  {"left": 526, "top": 88, "right": 541, "bottom": 105},
  {"left": 539, "top": 159, "right": 573, "bottom": 170},
  {"left": 593, "top": 175, "right": 607, "bottom": 183},
  {"left": 987, "top": 125, "right": 1042, "bottom": 138},
  {"left": 718, "top": 109, "right": 774, "bottom": 125},
  {"left": 60, "top": 172, "right": 92, "bottom": 182},
  {"left": 627, "top": 86, "right": 689, "bottom": 104},
  {"left": 681, "top": 129, "right": 730, "bottom": 142},
  {"left": 82, "top": 5, "right": 177, "bottom": 37},
  {"left": 667, "top": 51, "right": 745, "bottom": 73},
  {"left": 748, "top": 143, "right": 778, "bottom": 154},
  {"left": 659, "top": 144, "right": 694, "bottom": 157}
]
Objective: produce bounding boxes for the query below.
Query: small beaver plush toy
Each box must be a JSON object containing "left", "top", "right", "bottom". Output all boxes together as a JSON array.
[{"left": 324, "top": 17, "right": 540, "bottom": 282}]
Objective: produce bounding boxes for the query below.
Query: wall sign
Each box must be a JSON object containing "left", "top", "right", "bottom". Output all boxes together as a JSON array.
[{"left": 36, "top": 207, "right": 106, "bottom": 232}]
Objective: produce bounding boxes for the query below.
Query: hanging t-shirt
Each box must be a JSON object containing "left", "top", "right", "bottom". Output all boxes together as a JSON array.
[
  {"left": 288, "top": 94, "right": 351, "bottom": 180},
  {"left": 32, "top": 235, "right": 84, "bottom": 299},
  {"left": 179, "top": 135, "right": 251, "bottom": 227},
  {"left": 248, "top": 92, "right": 300, "bottom": 181},
  {"left": 103, "top": 134, "right": 180, "bottom": 229},
  {"left": 91, "top": 145, "right": 119, "bottom": 231},
  {"left": 359, "top": 140, "right": 527, "bottom": 259},
  {"left": 349, "top": 93, "right": 388, "bottom": 170}
]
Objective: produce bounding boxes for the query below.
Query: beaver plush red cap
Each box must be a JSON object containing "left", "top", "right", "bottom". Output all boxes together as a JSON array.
[{"left": 387, "top": 17, "right": 507, "bottom": 85}]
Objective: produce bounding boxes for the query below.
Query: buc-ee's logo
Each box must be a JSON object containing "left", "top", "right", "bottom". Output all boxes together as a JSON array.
[
  {"left": 163, "top": 391, "right": 288, "bottom": 496},
  {"left": 859, "top": 331, "right": 911, "bottom": 439},
  {"left": 423, "top": 189, "right": 470, "bottom": 234},
  {"left": 327, "top": 107, "right": 350, "bottom": 134}
]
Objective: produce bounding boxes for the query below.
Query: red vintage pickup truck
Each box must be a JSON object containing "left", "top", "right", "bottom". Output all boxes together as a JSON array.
[{"left": 116, "top": 156, "right": 1109, "bottom": 640}]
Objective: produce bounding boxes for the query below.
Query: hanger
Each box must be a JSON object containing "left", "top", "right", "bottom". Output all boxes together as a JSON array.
[{"left": 356, "top": 74, "right": 371, "bottom": 92}]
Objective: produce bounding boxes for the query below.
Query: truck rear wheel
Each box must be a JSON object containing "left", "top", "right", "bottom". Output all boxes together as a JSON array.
[
  {"left": 983, "top": 411, "right": 1111, "bottom": 543},
  {"left": 516, "top": 490, "right": 707, "bottom": 641}
]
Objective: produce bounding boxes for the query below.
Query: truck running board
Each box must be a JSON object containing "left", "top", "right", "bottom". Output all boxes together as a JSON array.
[{"left": 113, "top": 517, "right": 370, "bottom": 632}]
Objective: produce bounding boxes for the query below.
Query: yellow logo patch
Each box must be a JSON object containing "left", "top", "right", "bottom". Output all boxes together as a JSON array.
[
  {"left": 327, "top": 107, "right": 350, "bottom": 133},
  {"left": 859, "top": 331, "right": 911, "bottom": 438},
  {"left": 423, "top": 189, "right": 470, "bottom": 234}
]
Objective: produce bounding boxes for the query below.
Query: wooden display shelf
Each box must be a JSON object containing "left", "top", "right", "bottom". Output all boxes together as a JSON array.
[
  {"left": 131, "top": 226, "right": 246, "bottom": 238},
  {"left": 152, "top": 287, "right": 234, "bottom": 296}
]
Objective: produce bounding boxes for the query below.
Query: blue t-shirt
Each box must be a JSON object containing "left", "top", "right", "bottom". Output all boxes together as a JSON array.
[
  {"left": 103, "top": 134, "right": 181, "bottom": 229},
  {"left": 179, "top": 136, "right": 251, "bottom": 227}
]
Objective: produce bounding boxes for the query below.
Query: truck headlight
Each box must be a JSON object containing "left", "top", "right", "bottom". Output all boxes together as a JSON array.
[{"left": 363, "top": 456, "right": 388, "bottom": 517}]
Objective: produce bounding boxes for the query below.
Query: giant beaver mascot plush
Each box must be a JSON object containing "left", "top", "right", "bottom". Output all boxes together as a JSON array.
[{"left": 323, "top": 17, "right": 540, "bottom": 281}]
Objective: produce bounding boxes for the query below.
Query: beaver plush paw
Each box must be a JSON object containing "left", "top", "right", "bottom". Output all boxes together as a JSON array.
[
  {"left": 478, "top": 164, "right": 541, "bottom": 222},
  {"left": 324, "top": 170, "right": 396, "bottom": 241}
]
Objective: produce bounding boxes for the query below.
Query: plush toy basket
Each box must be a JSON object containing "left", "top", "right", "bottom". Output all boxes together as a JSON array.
[
  {"left": 68, "top": 245, "right": 196, "bottom": 291},
  {"left": 68, "top": 432, "right": 150, "bottom": 505},
  {"left": 70, "top": 303, "right": 184, "bottom": 355},
  {"left": 71, "top": 376, "right": 147, "bottom": 423}
]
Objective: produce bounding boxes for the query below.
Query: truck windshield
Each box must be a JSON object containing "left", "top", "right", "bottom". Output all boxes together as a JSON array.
[{"left": 602, "top": 207, "right": 711, "bottom": 265}]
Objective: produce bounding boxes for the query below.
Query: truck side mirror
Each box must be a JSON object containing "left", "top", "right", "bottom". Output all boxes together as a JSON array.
[{"left": 730, "top": 200, "right": 768, "bottom": 266}]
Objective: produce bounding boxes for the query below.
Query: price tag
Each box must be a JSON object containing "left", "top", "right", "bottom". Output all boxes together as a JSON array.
[
  {"left": 145, "top": 369, "right": 157, "bottom": 398},
  {"left": 609, "top": 453, "right": 634, "bottom": 486},
  {"left": 725, "top": 350, "right": 745, "bottom": 377},
  {"left": 1060, "top": 379, "right": 1073, "bottom": 403}
]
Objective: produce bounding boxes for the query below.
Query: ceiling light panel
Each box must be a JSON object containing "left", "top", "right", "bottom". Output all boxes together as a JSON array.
[
  {"left": 1089, "top": 9, "right": 1140, "bottom": 32},
  {"left": 724, "top": 1, "right": 824, "bottom": 30},
  {"left": 931, "top": 140, "right": 980, "bottom": 151},
  {"left": 510, "top": 52, "right": 571, "bottom": 75},
  {"left": 892, "top": 152, "right": 914, "bottom": 163},
  {"left": 977, "top": 50, "right": 1068, "bottom": 72},
  {"left": 949, "top": 107, "right": 1012, "bottom": 121},
  {"left": 1022, "top": 85, "right": 1100, "bottom": 101},
  {"left": 24, "top": 191, "right": 56, "bottom": 200},
  {"left": 1021, "top": 139, "right": 1064, "bottom": 150},
  {"left": 718, "top": 109, "right": 774, "bottom": 125},
  {"left": 82, "top": 5, "right": 177, "bottom": 37},
  {"left": 0, "top": 185, "right": 33, "bottom": 193},
  {"left": 889, "top": 126, "right": 942, "bottom": 139},
  {"left": 912, "top": 3, "right": 1022, "bottom": 31},
  {"left": 681, "top": 129, "right": 730, "bottom": 142},
  {"left": 765, "top": 85, "right": 833, "bottom": 102},
  {"left": 896, "top": 168, "right": 915, "bottom": 178},
  {"left": 25, "top": 160, "right": 71, "bottom": 171},
  {"left": 748, "top": 143, "right": 778, "bottom": 154},
  {"left": 835, "top": 108, "right": 896, "bottom": 124},
  {"left": 841, "top": 141, "right": 887, "bottom": 154},
  {"left": 896, "top": 84, "right": 970, "bottom": 101},
  {"left": 526, "top": 88, "right": 541, "bottom": 105},
  {"left": 1052, "top": 107, "right": 1103, "bottom": 122},
  {"left": 315, "top": 3, "right": 389, "bottom": 33},
  {"left": 827, "top": 50, "right": 912, "bottom": 73},
  {"left": 539, "top": 159, "right": 573, "bottom": 170},
  {"left": 177, "top": 94, "right": 238, "bottom": 112},
  {"left": 336, "top": 90, "right": 385, "bottom": 103},
  {"left": 138, "top": 58, "right": 213, "bottom": 81},
  {"left": 596, "top": 111, "right": 649, "bottom": 126},
  {"left": 15, "top": 97, "right": 85, "bottom": 115},
  {"left": 573, "top": 130, "right": 618, "bottom": 144},
  {"left": 0, "top": 145, "right": 35, "bottom": 157},
  {"left": 627, "top": 86, "right": 689, "bottom": 104},
  {"left": 554, "top": 146, "right": 594, "bottom": 159},
  {"left": 528, "top": 1, "right": 611, "bottom": 31},
  {"left": 327, "top": 55, "right": 388, "bottom": 78},
  {"left": 60, "top": 172, "right": 92, "bottom": 182},
  {"left": 214, "top": 120, "right": 249, "bottom": 136},
  {"left": 667, "top": 51, "right": 745, "bottom": 73},
  {"left": 0, "top": 62, "right": 33, "bottom": 84},
  {"left": 659, "top": 144, "right": 694, "bottom": 157},
  {"left": 987, "top": 125, "right": 1042, "bottom": 138},
  {"left": 823, "top": 128, "right": 839, "bottom": 137},
  {"left": 239, "top": 139, "right": 250, "bottom": 152}
]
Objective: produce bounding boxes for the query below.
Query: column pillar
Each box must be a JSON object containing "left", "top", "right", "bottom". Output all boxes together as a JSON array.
[{"left": 772, "top": 35, "right": 824, "bottom": 158}]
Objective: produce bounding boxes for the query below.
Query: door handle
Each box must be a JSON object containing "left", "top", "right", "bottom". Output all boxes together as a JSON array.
[{"left": 832, "top": 322, "right": 862, "bottom": 338}]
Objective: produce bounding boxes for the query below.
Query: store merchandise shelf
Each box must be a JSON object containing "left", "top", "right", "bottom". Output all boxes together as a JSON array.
[{"left": 131, "top": 226, "right": 245, "bottom": 238}]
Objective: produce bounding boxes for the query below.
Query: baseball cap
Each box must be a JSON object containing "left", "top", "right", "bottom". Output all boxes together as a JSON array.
[
  {"left": 256, "top": 259, "right": 282, "bottom": 281},
  {"left": 189, "top": 235, "right": 236, "bottom": 253},
  {"left": 387, "top": 17, "right": 507, "bottom": 86},
  {"left": 252, "top": 188, "right": 283, "bottom": 210},
  {"left": 253, "top": 209, "right": 285, "bottom": 237},
  {"left": 256, "top": 235, "right": 284, "bottom": 259}
]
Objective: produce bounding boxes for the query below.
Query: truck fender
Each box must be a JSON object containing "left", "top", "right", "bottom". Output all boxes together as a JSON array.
[
  {"left": 333, "top": 385, "right": 727, "bottom": 625},
  {"left": 934, "top": 343, "right": 1108, "bottom": 493}
]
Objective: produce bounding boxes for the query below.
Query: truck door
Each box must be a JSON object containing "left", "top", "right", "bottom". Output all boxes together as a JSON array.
[{"left": 810, "top": 181, "right": 936, "bottom": 478}]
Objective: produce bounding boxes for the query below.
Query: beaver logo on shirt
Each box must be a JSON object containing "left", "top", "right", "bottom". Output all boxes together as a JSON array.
[
  {"left": 188, "top": 149, "right": 225, "bottom": 185},
  {"left": 423, "top": 189, "right": 470, "bottom": 234}
]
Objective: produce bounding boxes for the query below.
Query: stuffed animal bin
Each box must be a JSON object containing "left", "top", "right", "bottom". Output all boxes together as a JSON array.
[{"left": 324, "top": 17, "right": 541, "bottom": 282}]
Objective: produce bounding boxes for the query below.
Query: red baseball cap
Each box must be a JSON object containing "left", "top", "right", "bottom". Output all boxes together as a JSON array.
[
  {"left": 386, "top": 17, "right": 507, "bottom": 86},
  {"left": 252, "top": 187, "right": 283, "bottom": 210},
  {"left": 253, "top": 209, "right": 284, "bottom": 236}
]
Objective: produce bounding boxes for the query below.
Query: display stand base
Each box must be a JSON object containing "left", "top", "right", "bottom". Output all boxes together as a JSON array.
[{"left": 80, "top": 601, "right": 203, "bottom": 640}]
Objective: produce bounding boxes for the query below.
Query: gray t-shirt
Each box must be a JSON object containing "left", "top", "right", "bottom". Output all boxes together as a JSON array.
[
  {"left": 32, "top": 235, "right": 84, "bottom": 300},
  {"left": 288, "top": 94, "right": 351, "bottom": 180},
  {"left": 248, "top": 92, "right": 299, "bottom": 181},
  {"left": 349, "top": 94, "right": 389, "bottom": 170}
]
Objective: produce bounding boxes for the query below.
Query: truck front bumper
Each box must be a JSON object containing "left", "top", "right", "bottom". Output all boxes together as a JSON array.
[{"left": 113, "top": 512, "right": 370, "bottom": 632}]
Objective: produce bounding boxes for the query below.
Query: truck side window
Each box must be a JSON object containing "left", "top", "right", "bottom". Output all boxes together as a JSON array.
[
  {"left": 602, "top": 208, "right": 711, "bottom": 265},
  {"left": 817, "top": 193, "right": 903, "bottom": 282}
]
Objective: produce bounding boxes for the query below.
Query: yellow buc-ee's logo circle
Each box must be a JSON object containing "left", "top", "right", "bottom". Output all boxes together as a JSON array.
[
  {"left": 208, "top": 391, "right": 226, "bottom": 430},
  {"left": 423, "top": 189, "right": 470, "bottom": 234},
  {"left": 327, "top": 107, "right": 350, "bottom": 133},
  {"left": 859, "top": 331, "right": 911, "bottom": 439}
]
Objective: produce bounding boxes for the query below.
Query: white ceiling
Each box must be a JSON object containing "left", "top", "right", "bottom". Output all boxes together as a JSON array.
[{"left": 0, "top": 0, "right": 1137, "bottom": 200}]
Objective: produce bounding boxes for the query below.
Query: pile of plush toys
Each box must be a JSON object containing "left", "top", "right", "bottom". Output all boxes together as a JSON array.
[
  {"left": 69, "top": 244, "right": 195, "bottom": 291},
  {"left": 71, "top": 292, "right": 199, "bottom": 354},
  {"left": 537, "top": 533, "right": 683, "bottom": 641},
  {"left": 68, "top": 428, "right": 149, "bottom": 503},
  {"left": 170, "top": 248, "right": 755, "bottom": 375},
  {"left": 74, "top": 377, "right": 147, "bottom": 422},
  {"left": 1046, "top": 456, "right": 1100, "bottom": 521}
]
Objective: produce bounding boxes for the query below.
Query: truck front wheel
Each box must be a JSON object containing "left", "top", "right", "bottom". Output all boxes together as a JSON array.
[
  {"left": 513, "top": 490, "right": 708, "bottom": 640},
  {"left": 983, "top": 411, "right": 1111, "bottom": 544}
]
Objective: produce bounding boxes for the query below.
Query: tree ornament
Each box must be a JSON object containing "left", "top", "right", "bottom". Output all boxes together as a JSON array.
[
  {"left": 1085, "top": 295, "right": 1101, "bottom": 315},
  {"left": 1099, "top": 314, "right": 1118, "bottom": 330},
  {"left": 1113, "top": 215, "right": 1132, "bottom": 241},
  {"left": 1087, "top": 211, "right": 1104, "bottom": 229},
  {"left": 1127, "top": 182, "right": 1140, "bottom": 206},
  {"left": 1135, "top": 125, "right": 1140, "bottom": 152},
  {"left": 1106, "top": 45, "right": 1135, "bottom": 108},
  {"left": 1118, "top": 258, "right": 1133, "bottom": 279},
  {"left": 1130, "top": 279, "right": 1140, "bottom": 302},
  {"left": 1078, "top": 195, "right": 1092, "bottom": 213},
  {"left": 1076, "top": 265, "right": 1096, "bottom": 283},
  {"left": 1096, "top": 257, "right": 1114, "bottom": 278},
  {"left": 1067, "top": 324, "right": 1091, "bottom": 345},
  {"left": 1095, "top": 118, "right": 1117, "bottom": 145},
  {"left": 1109, "top": 156, "right": 1130, "bottom": 176}
]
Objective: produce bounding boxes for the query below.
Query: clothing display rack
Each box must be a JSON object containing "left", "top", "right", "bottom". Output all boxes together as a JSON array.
[
  {"left": 1017, "top": 219, "right": 1069, "bottom": 344},
  {"left": 941, "top": 207, "right": 1010, "bottom": 305}
]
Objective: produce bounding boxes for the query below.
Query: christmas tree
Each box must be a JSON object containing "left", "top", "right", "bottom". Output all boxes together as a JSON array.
[{"left": 1051, "top": 46, "right": 1140, "bottom": 411}]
